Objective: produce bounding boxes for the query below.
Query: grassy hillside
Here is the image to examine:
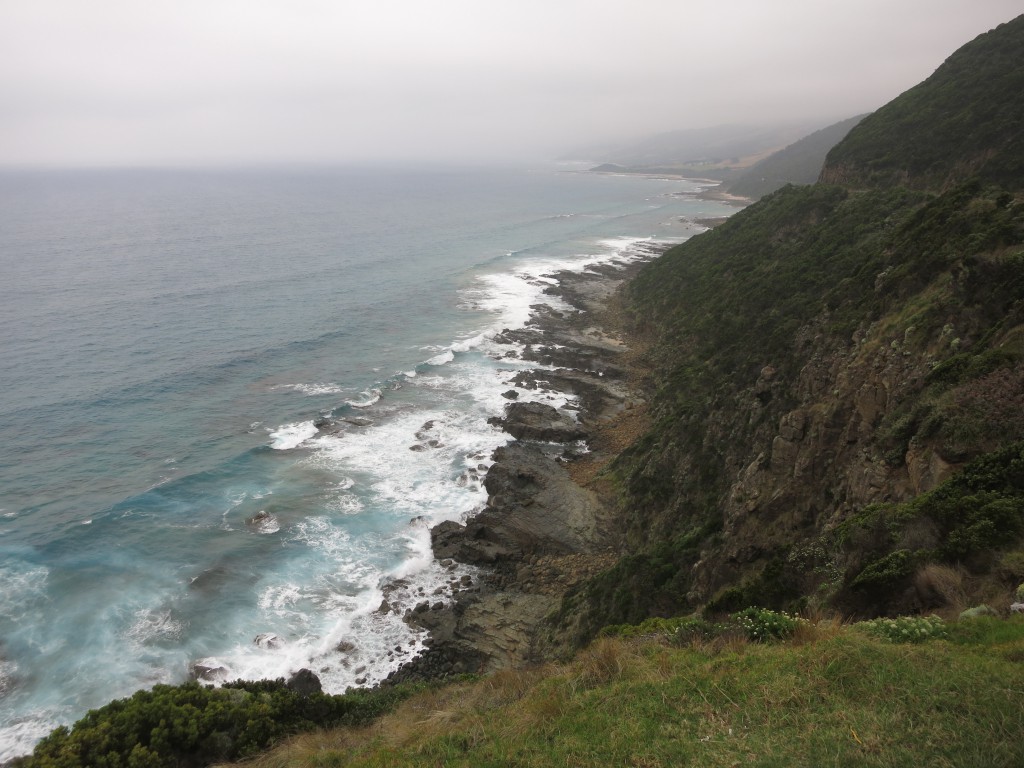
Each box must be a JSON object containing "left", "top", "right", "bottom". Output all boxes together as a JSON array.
[{"left": 236, "top": 615, "right": 1024, "bottom": 767}]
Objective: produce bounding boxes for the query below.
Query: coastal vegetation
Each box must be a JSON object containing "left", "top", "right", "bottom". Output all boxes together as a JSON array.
[
  {"left": 11, "top": 13, "right": 1024, "bottom": 768},
  {"left": 233, "top": 615, "right": 1024, "bottom": 766},
  {"left": 10, "top": 681, "right": 419, "bottom": 768},
  {"left": 559, "top": 13, "right": 1024, "bottom": 637}
]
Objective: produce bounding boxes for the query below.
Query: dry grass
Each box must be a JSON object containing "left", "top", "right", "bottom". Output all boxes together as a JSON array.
[{"left": 914, "top": 562, "right": 969, "bottom": 612}]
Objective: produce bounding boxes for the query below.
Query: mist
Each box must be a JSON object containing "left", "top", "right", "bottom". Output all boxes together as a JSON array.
[{"left": 1, "top": 0, "right": 1020, "bottom": 167}]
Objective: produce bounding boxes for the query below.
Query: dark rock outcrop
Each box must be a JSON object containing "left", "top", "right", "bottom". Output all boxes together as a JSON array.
[
  {"left": 390, "top": 257, "right": 654, "bottom": 681},
  {"left": 487, "top": 402, "right": 586, "bottom": 443},
  {"left": 432, "top": 443, "right": 609, "bottom": 566},
  {"left": 286, "top": 668, "right": 322, "bottom": 697}
]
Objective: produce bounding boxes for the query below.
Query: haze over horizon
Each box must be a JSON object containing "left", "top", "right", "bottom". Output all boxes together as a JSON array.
[{"left": 1, "top": 0, "right": 1020, "bottom": 168}]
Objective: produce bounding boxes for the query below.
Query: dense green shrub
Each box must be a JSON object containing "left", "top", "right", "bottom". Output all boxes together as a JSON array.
[{"left": 12, "top": 679, "right": 416, "bottom": 768}]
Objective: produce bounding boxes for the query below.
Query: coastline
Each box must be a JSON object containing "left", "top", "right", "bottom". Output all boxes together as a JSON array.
[
  {"left": 583, "top": 169, "right": 753, "bottom": 206},
  {"left": 387, "top": 247, "right": 661, "bottom": 682}
]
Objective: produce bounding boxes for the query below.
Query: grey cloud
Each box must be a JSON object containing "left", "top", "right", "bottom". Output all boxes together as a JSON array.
[{"left": 1, "top": 0, "right": 1021, "bottom": 166}]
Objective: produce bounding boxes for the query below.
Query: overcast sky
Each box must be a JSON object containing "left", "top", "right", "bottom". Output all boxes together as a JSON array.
[{"left": 1, "top": 1, "right": 1020, "bottom": 167}]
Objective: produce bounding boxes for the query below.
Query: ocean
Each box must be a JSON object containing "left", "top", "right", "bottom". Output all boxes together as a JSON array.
[{"left": 0, "top": 165, "right": 735, "bottom": 759}]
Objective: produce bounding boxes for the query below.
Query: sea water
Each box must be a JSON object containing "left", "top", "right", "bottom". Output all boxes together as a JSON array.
[{"left": 0, "top": 165, "right": 735, "bottom": 759}]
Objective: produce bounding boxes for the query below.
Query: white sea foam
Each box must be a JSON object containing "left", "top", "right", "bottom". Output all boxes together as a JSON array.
[
  {"left": 0, "top": 660, "right": 15, "bottom": 697},
  {"left": 0, "top": 716, "right": 62, "bottom": 766},
  {"left": 0, "top": 565, "right": 49, "bottom": 621},
  {"left": 345, "top": 389, "right": 382, "bottom": 408},
  {"left": 425, "top": 349, "right": 455, "bottom": 366},
  {"left": 326, "top": 493, "right": 363, "bottom": 516},
  {"left": 450, "top": 332, "right": 488, "bottom": 353},
  {"left": 126, "top": 608, "right": 184, "bottom": 646},
  {"left": 249, "top": 512, "right": 281, "bottom": 534},
  {"left": 276, "top": 382, "right": 346, "bottom": 396},
  {"left": 268, "top": 421, "right": 317, "bottom": 450}
]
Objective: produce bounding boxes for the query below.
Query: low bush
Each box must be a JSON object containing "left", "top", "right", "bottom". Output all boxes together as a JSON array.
[
  {"left": 856, "top": 615, "right": 948, "bottom": 643},
  {"left": 732, "top": 607, "right": 807, "bottom": 641}
]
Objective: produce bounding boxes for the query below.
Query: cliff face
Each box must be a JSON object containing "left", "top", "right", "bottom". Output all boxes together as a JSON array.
[{"left": 559, "top": 15, "right": 1024, "bottom": 638}]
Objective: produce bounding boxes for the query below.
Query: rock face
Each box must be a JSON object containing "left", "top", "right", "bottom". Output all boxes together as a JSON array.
[
  {"left": 432, "top": 443, "right": 609, "bottom": 565},
  {"left": 488, "top": 402, "right": 586, "bottom": 443}
]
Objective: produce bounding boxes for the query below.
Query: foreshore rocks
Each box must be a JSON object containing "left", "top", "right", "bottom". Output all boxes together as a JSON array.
[
  {"left": 432, "top": 442, "right": 607, "bottom": 564},
  {"left": 486, "top": 402, "right": 586, "bottom": 443},
  {"left": 387, "top": 256, "right": 655, "bottom": 684}
]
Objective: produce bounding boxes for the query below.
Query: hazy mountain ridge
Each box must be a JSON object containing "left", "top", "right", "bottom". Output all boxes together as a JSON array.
[
  {"left": 571, "top": 122, "right": 819, "bottom": 165},
  {"left": 573, "top": 121, "right": 829, "bottom": 180},
  {"left": 723, "top": 114, "right": 866, "bottom": 199},
  {"left": 584, "top": 116, "right": 868, "bottom": 201},
  {"left": 557, "top": 14, "right": 1024, "bottom": 637}
]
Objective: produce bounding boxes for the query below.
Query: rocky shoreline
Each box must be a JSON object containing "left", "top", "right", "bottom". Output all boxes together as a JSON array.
[{"left": 385, "top": 248, "right": 662, "bottom": 683}]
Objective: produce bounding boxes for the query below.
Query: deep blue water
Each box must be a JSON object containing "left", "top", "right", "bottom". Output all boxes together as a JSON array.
[{"left": 0, "top": 165, "right": 734, "bottom": 758}]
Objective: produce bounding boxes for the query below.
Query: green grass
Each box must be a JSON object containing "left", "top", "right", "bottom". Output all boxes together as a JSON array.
[{"left": 232, "top": 616, "right": 1024, "bottom": 767}]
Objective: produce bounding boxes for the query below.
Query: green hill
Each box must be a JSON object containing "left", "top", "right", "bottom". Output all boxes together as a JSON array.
[
  {"left": 558, "top": 13, "right": 1024, "bottom": 637},
  {"left": 821, "top": 15, "right": 1024, "bottom": 190},
  {"left": 724, "top": 114, "right": 865, "bottom": 199}
]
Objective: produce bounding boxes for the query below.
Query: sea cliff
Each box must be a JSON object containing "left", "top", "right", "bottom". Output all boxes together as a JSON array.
[{"left": 393, "top": 14, "right": 1024, "bottom": 674}]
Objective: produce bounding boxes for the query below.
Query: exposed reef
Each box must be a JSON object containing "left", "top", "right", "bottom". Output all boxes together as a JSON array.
[{"left": 387, "top": 254, "right": 657, "bottom": 682}]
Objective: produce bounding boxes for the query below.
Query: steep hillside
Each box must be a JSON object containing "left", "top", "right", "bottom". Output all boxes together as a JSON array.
[
  {"left": 821, "top": 15, "right": 1024, "bottom": 190},
  {"left": 724, "top": 115, "right": 865, "bottom": 199},
  {"left": 558, "top": 15, "right": 1024, "bottom": 640}
]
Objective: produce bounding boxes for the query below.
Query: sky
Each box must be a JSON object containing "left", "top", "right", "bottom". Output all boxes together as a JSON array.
[{"left": 1, "top": 0, "right": 1021, "bottom": 167}]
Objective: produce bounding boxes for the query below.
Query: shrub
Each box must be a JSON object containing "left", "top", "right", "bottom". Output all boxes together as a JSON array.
[
  {"left": 732, "top": 607, "right": 806, "bottom": 642},
  {"left": 13, "top": 678, "right": 415, "bottom": 768},
  {"left": 856, "top": 615, "right": 948, "bottom": 643}
]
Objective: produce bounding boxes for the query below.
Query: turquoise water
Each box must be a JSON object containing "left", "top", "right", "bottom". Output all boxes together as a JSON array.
[{"left": 0, "top": 166, "right": 734, "bottom": 758}]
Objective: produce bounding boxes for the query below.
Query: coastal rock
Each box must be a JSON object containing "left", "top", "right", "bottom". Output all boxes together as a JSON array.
[
  {"left": 191, "top": 661, "right": 230, "bottom": 683},
  {"left": 286, "top": 668, "right": 322, "bottom": 696},
  {"left": 488, "top": 401, "right": 586, "bottom": 443},
  {"left": 393, "top": 255, "right": 652, "bottom": 684},
  {"left": 254, "top": 632, "right": 282, "bottom": 649},
  {"left": 246, "top": 510, "right": 280, "bottom": 534},
  {"left": 432, "top": 520, "right": 516, "bottom": 564},
  {"left": 432, "top": 442, "right": 608, "bottom": 565}
]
